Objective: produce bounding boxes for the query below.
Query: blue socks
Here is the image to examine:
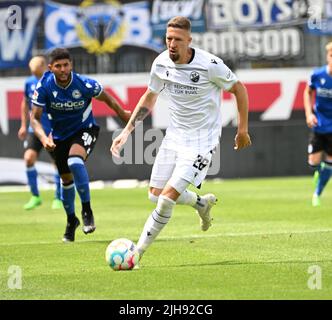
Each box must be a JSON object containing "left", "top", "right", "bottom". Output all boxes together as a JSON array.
[
  {"left": 60, "top": 156, "right": 91, "bottom": 218},
  {"left": 26, "top": 166, "right": 39, "bottom": 196},
  {"left": 61, "top": 182, "right": 75, "bottom": 217},
  {"left": 314, "top": 161, "right": 332, "bottom": 196},
  {"left": 54, "top": 173, "right": 61, "bottom": 200},
  {"left": 67, "top": 156, "right": 90, "bottom": 203}
]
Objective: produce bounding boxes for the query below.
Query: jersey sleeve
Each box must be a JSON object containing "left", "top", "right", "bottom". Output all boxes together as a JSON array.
[
  {"left": 308, "top": 71, "right": 316, "bottom": 90},
  {"left": 148, "top": 59, "right": 165, "bottom": 93},
  {"left": 24, "top": 80, "right": 30, "bottom": 102},
  {"left": 208, "top": 59, "right": 238, "bottom": 91},
  {"left": 31, "top": 82, "right": 47, "bottom": 108},
  {"left": 82, "top": 77, "right": 103, "bottom": 98}
]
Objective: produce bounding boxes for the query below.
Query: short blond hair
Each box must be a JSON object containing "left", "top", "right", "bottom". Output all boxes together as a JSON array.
[
  {"left": 167, "top": 16, "right": 191, "bottom": 32},
  {"left": 326, "top": 42, "right": 332, "bottom": 51},
  {"left": 29, "top": 56, "right": 46, "bottom": 70}
]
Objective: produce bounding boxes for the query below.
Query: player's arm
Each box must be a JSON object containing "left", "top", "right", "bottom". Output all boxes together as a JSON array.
[
  {"left": 228, "top": 81, "right": 252, "bottom": 150},
  {"left": 30, "top": 105, "right": 56, "bottom": 151},
  {"left": 110, "top": 89, "right": 158, "bottom": 157},
  {"left": 303, "top": 84, "right": 317, "bottom": 128},
  {"left": 17, "top": 98, "right": 29, "bottom": 141},
  {"left": 95, "top": 90, "right": 131, "bottom": 123}
]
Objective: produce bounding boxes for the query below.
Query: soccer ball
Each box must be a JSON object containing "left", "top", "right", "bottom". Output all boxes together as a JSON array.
[{"left": 105, "top": 238, "right": 139, "bottom": 271}]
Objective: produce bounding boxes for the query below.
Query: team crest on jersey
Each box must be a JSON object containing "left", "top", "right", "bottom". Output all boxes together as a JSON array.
[
  {"left": 72, "top": 89, "right": 82, "bottom": 99},
  {"left": 320, "top": 78, "right": 326, "bottom": 85},
  {"left": 52, "top": 91, "right": 58, "bottom": 98},
  {"left": 190, "top": 71, "right": 200, "bottom": 83}
]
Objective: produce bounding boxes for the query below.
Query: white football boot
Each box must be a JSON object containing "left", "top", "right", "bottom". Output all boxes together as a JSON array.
[{"left": 196, "top": 194, "right": 217, "bottom": 231}]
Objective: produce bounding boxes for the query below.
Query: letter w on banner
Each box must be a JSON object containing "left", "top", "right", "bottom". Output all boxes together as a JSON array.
[{"left": 0, "top": 1, "right": 42, "bottom": 69}]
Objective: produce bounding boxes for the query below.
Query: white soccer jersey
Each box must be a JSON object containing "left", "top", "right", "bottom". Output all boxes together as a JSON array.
[{"left": 149, "top": 47, "right": 238, "bottom": 153}]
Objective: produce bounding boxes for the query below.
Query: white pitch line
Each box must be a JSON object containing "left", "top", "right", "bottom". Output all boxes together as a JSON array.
[{"left": 0, "top": 229, "right": 331, "bottom": 247}]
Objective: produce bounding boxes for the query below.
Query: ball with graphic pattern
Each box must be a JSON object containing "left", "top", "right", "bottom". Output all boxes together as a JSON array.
[{"left": 105, "top": 238, "right": 139, "bottom": 271}]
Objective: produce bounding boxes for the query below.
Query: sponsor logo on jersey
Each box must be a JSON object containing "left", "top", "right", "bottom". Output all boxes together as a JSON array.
[
  {"left": 317, "top": 87, "right": 332, "bottom": 98},
  {"left": 72, "top": 89, "right": 82, "bottom": 99},
  {"left": 51, "top": 100, "right": 85, "bottom": 110},
  {"left": 190, "top": 71, "right": 200, "bottom": 83}
]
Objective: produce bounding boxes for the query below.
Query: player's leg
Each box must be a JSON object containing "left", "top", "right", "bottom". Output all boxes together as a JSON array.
[
  {"left": 137, "top": 183, "right": 181, "bottom": 257},
  {"left": 61, "top": 172, "right": 80, "bottom": 242},
  {"left": 149, "top": 186, "right": 217, "bottom": 231},
  {"left": 23, "top": 134, "right": 42, "bottom": 210},
  {"left": 51, "top": 169, "right": 62, "bottom": 209},
  {"left": 68, "top": 126, "right": 100, "bottom": 234},
  {"left": 308, "top": 132, "right": 330, "bottom": 206},
  {"left": 47, "top": 150, "right": 62, "bottom": 210},
  {"left": 53, "top": 139, "right": 80, "bottom": 242},
  {"left": 148, "top": 143, "right": 207, "bottom": 210},
  {"left": 149, "top": 149, "right": 217, "bottom": 230},
  {"left": 138, "top": 170, "right": 216, "bottom": 257},
  {"left": 308, "top": 151, "right": 323, "bottom": 206}
]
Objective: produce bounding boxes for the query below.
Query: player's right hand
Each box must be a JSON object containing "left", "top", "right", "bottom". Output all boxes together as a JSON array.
[
  {"left": 306, "top": 114, "right": 318, "bottom": 128},
  {"left": 17, "top": 126, "right": 27, "bottom": 141},
  {"left": 110, "top": 131, "right": 129, "bottom": 158},
  {"left": 42, "top": 136, "right": 56, "bottom": 152}
]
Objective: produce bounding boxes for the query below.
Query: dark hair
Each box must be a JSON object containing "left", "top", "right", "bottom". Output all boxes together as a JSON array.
[
  {"left": 48, "top": 48, "right": 72, "bottom": 64},
  {"left": 167, "top": 16, "right": 191, "bottom": 32}
]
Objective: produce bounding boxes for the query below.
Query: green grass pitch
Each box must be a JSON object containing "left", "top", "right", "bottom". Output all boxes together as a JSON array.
[{"left": 0, "top": 177, "right": 332, "bottom": 300}]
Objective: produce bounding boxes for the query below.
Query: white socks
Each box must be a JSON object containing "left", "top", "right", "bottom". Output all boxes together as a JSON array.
[
  {"left": 149, "top": 189, "right": 206, "bottom": 210},
  {"left": 137, "top": 195, "right": 175, "bottom": 255}
]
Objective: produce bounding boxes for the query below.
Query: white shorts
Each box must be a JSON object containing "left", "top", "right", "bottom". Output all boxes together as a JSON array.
[{"left": 149, "top": 138, "right": 214, "bottom": 193}]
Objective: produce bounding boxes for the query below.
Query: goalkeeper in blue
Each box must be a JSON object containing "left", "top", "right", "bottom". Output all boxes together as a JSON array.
[
  {"left": 304, "top": 42, "right": 332, "bottom": 207},
  {"left": 31, "top": 48, "right": 131, "bottom": 242}
]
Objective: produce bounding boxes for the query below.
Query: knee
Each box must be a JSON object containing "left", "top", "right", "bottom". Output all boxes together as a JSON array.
[
  {"left": 61, "top": 173, "right": 73, "bottom": 185},
  {"left": 24, "top": 152, "right": 36, "bottom": 167}
]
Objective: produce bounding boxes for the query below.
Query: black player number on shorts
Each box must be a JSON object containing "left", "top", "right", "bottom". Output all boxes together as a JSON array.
[{"left": 193, "top": 155, "right": 209, "bottom": 171}]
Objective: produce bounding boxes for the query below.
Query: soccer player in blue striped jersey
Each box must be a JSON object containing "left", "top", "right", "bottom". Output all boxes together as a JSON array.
[
  {"left": 304, "top": 42, "right": 332, "bottom": 207},
  {"left": 31, "top": 48, "right": 131, "bottom": 242},
  {"left": 17, "top": 56, "right": 62, "bottom": 211}
]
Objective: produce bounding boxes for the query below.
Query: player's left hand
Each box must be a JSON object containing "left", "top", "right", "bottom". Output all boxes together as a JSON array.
[
  {"left": 234, "top": 132, "right": 252, "bottom": 150},
  {"left": 119, "top": 110, "right": 132, "bottom": 123}
]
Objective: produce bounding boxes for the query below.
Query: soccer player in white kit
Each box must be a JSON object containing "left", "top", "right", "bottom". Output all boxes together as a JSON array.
[{"left": 111, "top": 16, "right": 251, "bottom": 260}]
